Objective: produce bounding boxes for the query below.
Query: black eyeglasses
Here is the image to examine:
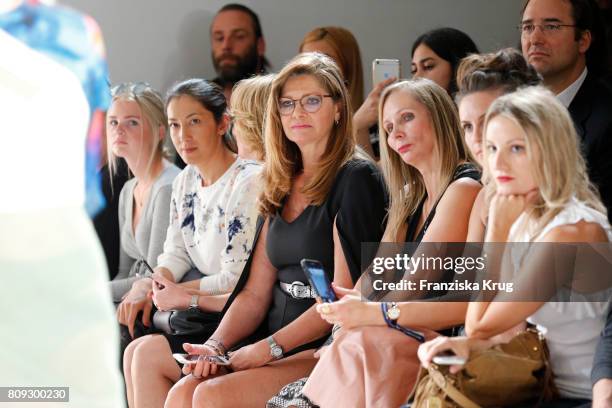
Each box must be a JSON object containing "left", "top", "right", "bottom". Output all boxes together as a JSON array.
[
  {"left": 277, "top": 94, "right": 334, "bottom": 115},
  {"left": 517, "top": 23, "right": 577, "bottom": 35}
]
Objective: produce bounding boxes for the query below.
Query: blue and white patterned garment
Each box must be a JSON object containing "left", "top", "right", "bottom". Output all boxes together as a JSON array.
[{"left": 158, "top": 158, "right": 262, "bottom": 295}]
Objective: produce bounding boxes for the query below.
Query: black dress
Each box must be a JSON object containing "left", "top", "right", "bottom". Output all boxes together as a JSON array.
[
  {"left": 406, "top": 163, "right": 481, "bottom": 243},
  {"left": 222, "top": 159, "right": 388, "bottom": 353}
]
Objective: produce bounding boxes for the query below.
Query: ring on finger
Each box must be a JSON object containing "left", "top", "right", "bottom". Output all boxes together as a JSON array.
[{"left": 320, "top": 303, "right": 331, "bottom": 314}]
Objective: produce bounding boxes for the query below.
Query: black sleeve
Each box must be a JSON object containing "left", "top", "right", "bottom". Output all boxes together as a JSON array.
[
  {"left": 334, "top": 160, "right": 388, "bottom": 283},
  {"left": 592, "top": 305, "right": 612, "bottom": 385}
]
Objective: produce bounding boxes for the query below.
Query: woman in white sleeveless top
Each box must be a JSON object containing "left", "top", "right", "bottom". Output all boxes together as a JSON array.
[{"left": 418, "top": 86, "right": 611, "bottom": 406}]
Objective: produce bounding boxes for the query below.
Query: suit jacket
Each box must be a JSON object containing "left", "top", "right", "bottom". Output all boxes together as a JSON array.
[{"left": 568, "top": 73, "right": 612, "bottom": 222}]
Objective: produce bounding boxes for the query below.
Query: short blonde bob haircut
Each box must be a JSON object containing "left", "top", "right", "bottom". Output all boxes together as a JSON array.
[
  {"left": 259, "top": 52, "right": 355, "bottom": 216},
  {"left": 230, "top": 74, "right": 275, "bottom": 161},
  {"left": 107, "top": 82, "right": 167, "bottom": 185},
  {"left": 300, "top": 26, "right": 364, "bottom": 113},
  {"left": 483, "top": 86, "right": 605, "bottom": 240},
  {"left": 378, "top": 78, "right": 474, "bottom": 241}
]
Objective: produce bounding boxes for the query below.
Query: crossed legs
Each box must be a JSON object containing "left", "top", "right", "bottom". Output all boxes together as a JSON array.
[{"left": 166, "top": 349, "right": 317, "bottom": 408}]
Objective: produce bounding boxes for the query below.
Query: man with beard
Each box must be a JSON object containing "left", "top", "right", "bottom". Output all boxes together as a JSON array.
[
  {"left": 174, "top": 4, "right": 269, "bottom": 169},
  {"left": 210, "top": 3, "right": 269, "bottom": 102}
]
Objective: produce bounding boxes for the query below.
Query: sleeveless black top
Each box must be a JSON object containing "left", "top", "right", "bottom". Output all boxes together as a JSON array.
[
  {"left": 223, "top": 159, "right": 388, "bottom": 353},
  {"left": 406, "top": 163, "right": 481, "bottom": 243}
]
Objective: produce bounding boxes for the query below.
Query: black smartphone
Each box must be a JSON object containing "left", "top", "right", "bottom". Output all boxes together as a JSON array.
[{"left": 300, "top": 259, "right": 337, "bottom": 303}]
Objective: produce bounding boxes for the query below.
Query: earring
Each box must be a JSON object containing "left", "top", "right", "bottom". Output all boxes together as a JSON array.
[{"left": 334, "top": 118, "right": 340, "bottom": 126}]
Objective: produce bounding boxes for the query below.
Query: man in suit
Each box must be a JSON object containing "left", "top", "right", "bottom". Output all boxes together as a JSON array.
[{"left": 521, "top": 0, "right": 612, "bottom": 221}]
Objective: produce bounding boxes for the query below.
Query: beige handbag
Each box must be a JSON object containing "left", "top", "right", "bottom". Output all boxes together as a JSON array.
[{"left": 411, "top": 329, "right": 557, "bottom": 408}]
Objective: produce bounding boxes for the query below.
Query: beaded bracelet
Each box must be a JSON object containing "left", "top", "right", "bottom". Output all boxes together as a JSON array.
[{"left": 204, "top": 338, "right": 227, "bottom": 355}]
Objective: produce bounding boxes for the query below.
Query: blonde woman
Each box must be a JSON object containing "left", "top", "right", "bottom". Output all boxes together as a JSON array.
[
  {"left": 163, "top": 52, "right": 387, "bottom": 407},
  {"left": 109, "top": 83, "right": 180, "bottom": 306},
  {"left": 273, "top": 79, "right": 482, "bottom": 408},
  {"left": 419, "top": 86, "right": 611, "bottom": 406},
  {"left": 230, "top": 74, "right": 274, "bottom": 161}
]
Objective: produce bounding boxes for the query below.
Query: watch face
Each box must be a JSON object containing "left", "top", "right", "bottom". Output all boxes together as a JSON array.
[
  {"left": 388, "top": 306, "right": 400, "bottom": 321},
  {"left": 272, "top": 346, "right": 283, "bottom": 358}
]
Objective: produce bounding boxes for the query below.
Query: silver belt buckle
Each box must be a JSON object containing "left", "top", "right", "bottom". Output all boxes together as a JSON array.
[{"left": 289, "top": 281, "right": 310, "bottom": 299}]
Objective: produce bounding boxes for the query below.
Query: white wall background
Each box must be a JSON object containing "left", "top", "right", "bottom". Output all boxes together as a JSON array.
[{"left": 62, "top": 0, "right": 524, "bottom": 94}]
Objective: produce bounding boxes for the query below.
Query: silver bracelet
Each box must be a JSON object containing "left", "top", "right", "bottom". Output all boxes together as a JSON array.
[{"left": 205, "top": 338, "right": 227, "bottom": 355}]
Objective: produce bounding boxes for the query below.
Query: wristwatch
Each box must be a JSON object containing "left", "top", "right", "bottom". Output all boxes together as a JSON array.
[
  {"left": 385, "top": 302, "right": 401, "bottom": 323},
  {"left": 267, "top": 336, "right": 284, "bottom": 360},
  {"left": 189, "top": 294, "right": 199, "bottom": 309}
]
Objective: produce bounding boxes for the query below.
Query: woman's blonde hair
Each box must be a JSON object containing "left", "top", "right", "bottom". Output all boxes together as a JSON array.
[
  {"left": 378, "top": 79, "right": 474, "bottom": 241},
  {"left": 107, "top": 82, "right": 167, "bottom": 184},
  {"left": 483, "top": 86, "right": 605, "bottom": 239},
  {"left": 259, "top": 52, "right": 356, "bottom": 216},
  {"left": 230, "top": 74, "right": 275, "bottom": 161},
  {"left": 299, "top": 27, "right": 364, "bottom": 112}
]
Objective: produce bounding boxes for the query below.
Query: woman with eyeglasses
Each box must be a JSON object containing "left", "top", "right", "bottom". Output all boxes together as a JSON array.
[
  {"left": 122, "top": 79, "right": 262, "bottom": 407},
  {"left": 161, "top": 52, "right": 387, "bottom": 407},
  {"left": 109, "top": 83, "right": 180, "bottom": 305}
]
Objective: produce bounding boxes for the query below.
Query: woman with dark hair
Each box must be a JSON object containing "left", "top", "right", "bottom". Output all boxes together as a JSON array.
[
  {"left": 122, "top": 79, "right": 261, "bottom": 407},
  {"left": 455, "top": 48, "right": 542, "bottom": 242},
  {"left": 411, "top": 27, "right": 479, "bottom": 95}
]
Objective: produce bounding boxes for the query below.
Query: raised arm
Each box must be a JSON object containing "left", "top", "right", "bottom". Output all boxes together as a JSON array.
[{"left": 465, "top": 218, "right": 608, "bottom": 339}]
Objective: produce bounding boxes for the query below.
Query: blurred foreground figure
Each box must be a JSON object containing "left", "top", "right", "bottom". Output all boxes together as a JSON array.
[{"left": 0, "top": 30, "right": 124, "bottom": 408}]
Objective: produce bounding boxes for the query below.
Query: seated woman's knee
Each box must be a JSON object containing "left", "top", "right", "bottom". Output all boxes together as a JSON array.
[{"left": 193, "top": 378, "right": 232, "bottom": 408}]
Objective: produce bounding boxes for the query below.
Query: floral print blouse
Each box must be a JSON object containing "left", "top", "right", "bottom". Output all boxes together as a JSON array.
[{"left": 157, "top": 158, "right": 262, "bottom": 295}]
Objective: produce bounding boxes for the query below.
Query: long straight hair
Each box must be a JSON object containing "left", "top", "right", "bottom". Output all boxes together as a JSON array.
[
  {"left": 259, "top": 52, "right": 356, "bottom": 216},
  {"left": 378, "top": 79, "right": 473, "bottom": 241}
]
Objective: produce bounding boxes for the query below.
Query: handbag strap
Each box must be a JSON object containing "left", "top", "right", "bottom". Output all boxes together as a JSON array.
[{"left": 427, "top": 365, "right": 482, "bottom": 408}]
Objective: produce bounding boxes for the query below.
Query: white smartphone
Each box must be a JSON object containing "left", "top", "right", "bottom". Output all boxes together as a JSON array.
[
  {"left": 432, "top": 354, "right": 467, "bottom": 366},
  {"left": 172, "top": 353, "right": 201, "bottom": 365},
  {"left": 172, "top": 353, "right": 231, "bottom": 366},
  {"left": 372, "top": 59, "right": 400, "bottom": 86}
]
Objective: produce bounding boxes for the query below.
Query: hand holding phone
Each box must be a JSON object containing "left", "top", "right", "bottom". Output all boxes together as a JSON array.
[
  {"left": 300, "top": 259, "right": 337, "bottom": 303},
  {"left": 372, "top": 59, "right": 400, "bottom": 87}
]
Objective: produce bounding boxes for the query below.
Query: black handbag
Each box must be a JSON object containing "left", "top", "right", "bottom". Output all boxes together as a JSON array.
[{"left": 152, "top": 308, "right": 222, "bottom": 336}]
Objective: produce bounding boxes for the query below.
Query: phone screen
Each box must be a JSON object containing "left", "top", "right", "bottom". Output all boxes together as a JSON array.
[
  {"left": 301, "top": 259, "right": 337, "bottom": 302},
  {"left": 205, "top": 355, "right": 231, "bottom": 365}
]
